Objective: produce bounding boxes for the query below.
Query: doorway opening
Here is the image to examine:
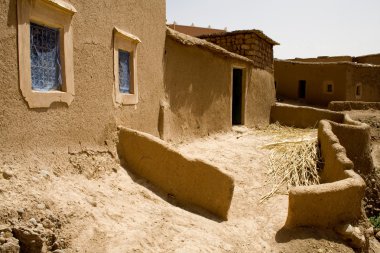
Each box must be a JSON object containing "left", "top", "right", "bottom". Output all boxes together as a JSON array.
[
  {"left": 298, "top": 80, "right": 306, "bottom": 99},
  {"left": 232, "top": 68, "right": 244, "bottom": 125}
]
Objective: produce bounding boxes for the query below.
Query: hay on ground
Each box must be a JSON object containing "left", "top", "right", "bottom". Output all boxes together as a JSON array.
[{"left": 260, "top": 138, "right": 321, "bottom": 202}]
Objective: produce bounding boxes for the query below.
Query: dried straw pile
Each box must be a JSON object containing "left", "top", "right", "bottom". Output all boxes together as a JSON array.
[{"left": 259, "top": 124, "right": 321, "bottom": 202}]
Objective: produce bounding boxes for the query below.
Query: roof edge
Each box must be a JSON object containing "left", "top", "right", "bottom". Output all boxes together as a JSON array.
[
  {"left": 166, "top": 27, "right": 254, "bottom": 64},
  {"left": 198, "top": 29, "right": 279, "bottom": 46}
]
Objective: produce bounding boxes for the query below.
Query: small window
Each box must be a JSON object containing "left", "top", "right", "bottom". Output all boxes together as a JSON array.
[
  {"left": 326, "top": 84, "right": 333, "bottom": 93},
  {"left": 118, "top": 50, "right": 131, "bottom": 93},
  {"left": 30, "top": 23, "right": 61, "bottom": 91},
  {"left": 113, "top": 27, "right": 141, "bottom": 105},
  {"left": 323, "top": 81, "right": 334, "bottom": 94}
]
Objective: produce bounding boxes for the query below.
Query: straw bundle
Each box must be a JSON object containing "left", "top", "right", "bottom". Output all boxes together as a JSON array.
[{"left": 260, "top": 138, "right": 321, "bottom": 202}]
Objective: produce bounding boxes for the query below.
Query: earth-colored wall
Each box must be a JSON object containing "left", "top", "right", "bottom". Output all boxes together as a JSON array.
[
  {"left": 117, "top": 127, "right": 235, "bottom": 220},
  {"left": 346, "top": 64, "right": 380, "bottom": 102},
  {"left": 291, "top": 56, "right": 353, "bottom": 63},
  {"left": 270, "top": 104, "right": 345, "bottom": 128},
  {"left": 331, "top": 116, "right": 374, "bottom": 175},
  {"left": 286, "top": 120, "right": 365, "bottom": 228},
  {"left": 354, "top": 54, "right": 380, "bottom": 65},
  {"left": 245, "top": 68, "right": 276, "bottom": 127},
  {"left": 0, "top": 0, "right": 166, "bottom": 154},
  {"left": 163, "top": 36, "right": 233, "bottom": 141},
  {"left": 328, "top": 101, "right": 380, "bottom": 111},
  {"left": 163, "top": 30, "right": 275, "bottom": 141},
  {"left": 274, "top": 61, "right": 348, "bottom": 105}
]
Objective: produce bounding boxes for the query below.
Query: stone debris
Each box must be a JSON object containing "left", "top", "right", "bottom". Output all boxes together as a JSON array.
[
  {"left": 376, "top": 231, "right": 380, "bottom": 241},
  {"left": 0, "top": 225, "right": 20, "bottom": 253},
  {"left": 335, "top": 224, "right": 366, "bottom": 248}
]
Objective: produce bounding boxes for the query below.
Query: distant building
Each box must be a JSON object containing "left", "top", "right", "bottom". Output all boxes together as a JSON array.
[
  {"left": 167, "top": 23, "right": 225, "bottom": 37},
  {"left": 274, "top": 55, "right": 380, "bottom": 106}
]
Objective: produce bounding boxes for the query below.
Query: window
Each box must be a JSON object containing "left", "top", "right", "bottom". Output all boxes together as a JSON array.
[
  {"left": 118, "top": 50, "right": 131, "bottom": 93},
  {"left": 30, "top": 23, "right": 61, "bottom": 91},
  {"left": 17, "top": 0, "right": 76, "bottom": 108},
  {"left": 355, "top": 83, "right": 362, "bottom": 98},
  {"left": 323, "top": 81, "right": 334, "bottom": 94},
  {"left": 326, "top": 84, "right": 333, "bottom": 93},
  {"left": 113, "top": 27, "right": 141, "bottom": 105}
]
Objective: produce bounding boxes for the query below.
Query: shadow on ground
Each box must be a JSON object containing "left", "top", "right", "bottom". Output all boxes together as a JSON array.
[
  {"left": 276, "top": 226, "right": 351, "bottom": 246},
  {"left": 120, "top": 162, "right": 224, "bottom": 223}
]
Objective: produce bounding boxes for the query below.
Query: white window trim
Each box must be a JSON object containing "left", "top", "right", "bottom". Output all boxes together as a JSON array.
[
  {"left": 113, "top": 27, "right": 141, "bottom": 106},
  {"left": 17, "top": 0, "right": 76, "bottom": 109}
]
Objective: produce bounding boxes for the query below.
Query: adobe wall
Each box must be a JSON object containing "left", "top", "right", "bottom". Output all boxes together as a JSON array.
[
  {"left": 0, "top": 0, "right": 166, "bottom": 155},
  {"left": 117, "top": 127, "right": 234, "bottom": 220},
  {"left": 331, "top": 115, "right": 374, "bottom": 175},
  {"left": 270, "top": 104, "right": 345, "bottom": 128},
  {"left": 199, "top": 32, "right": 276, "bottom": 73},
  {"left": 245, "top": 68, "right": 276, "bottom": 127},
  {"left": 286, "top": 120, "right": 366, "bottom": 228},
  {"left": 328, "top": 101, "right": 380, "bottom": 111},
  {"left": 346, "top": 64, "right": 380, "bottom": 102},
  {"left": 292, "top": 56, "right": 353, "bottom": 63},
  {"left": 163, "top": 29, "right": 275, "bottom": 141},
  {"left": 354, "top": 54, "right": 380, "bottom": 65},
  {"left": 274, "top": 61, "right": 349, "bottom": 105}
]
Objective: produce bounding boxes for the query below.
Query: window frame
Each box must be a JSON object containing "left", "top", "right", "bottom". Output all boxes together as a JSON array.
[
  {"left": 17, "top": 0, "right": 76, "bottom": 109},
  {"left": 113, "top": 27, "right": 141, "bottom": 106}
]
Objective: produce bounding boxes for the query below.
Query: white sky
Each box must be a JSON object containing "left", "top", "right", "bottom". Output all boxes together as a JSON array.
[{"left": 166, "top": 0, "right": 380, "bottom": 59}]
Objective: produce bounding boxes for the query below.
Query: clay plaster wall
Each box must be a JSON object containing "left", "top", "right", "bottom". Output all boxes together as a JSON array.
[
  {"left": 346, "top": 64, "right": 380, "bottom": 102},
  {"left": 270, "top": 104, "right": 345, "bottom": 128},
  {"left": 291, "top": 56, "right": 353, "bottom": 63},
  {"left": 163, "top": 31, "right": 275, "bottom": 141},
  {"left": 117, "top": 127, "right": 234, "bottom": 220},
  {"left": 274, "top": 61, "right": 349, "bottom": 105},
  {"left": 286, "top": 120, "right": 365, "bottom": 228},
  {"left": 328, "top": 101, "right": 380, "bottom": 111},
  {"left": 331, "top": 115, "right": 374, "bottom": 175},
  {"left": 354, "top": 54, "right": 380, "bottom": 65},
  {"left": 0, "top": 0, "right": 166, "bottom": 154}
]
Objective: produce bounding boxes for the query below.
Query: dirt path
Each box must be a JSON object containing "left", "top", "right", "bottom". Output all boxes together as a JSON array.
[{"left": 0, "top": 127, "right": 356, "bottom": 253}]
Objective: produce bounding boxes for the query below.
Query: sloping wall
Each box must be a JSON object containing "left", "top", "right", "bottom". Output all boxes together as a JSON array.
[
  {"left": 0, "top": 0, "right": 166, "bottom": 154},
  {"left": 117, "top": 127, "right": 234, "bottom": 220}
]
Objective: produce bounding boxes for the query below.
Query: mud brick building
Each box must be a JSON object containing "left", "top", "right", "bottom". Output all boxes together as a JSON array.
[{"left": 199, "top": 30, "right": 279, "bottom": 73}]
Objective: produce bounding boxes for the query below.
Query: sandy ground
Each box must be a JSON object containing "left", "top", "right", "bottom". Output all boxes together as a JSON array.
[{"left": 1, "top": 126, "right": 365, "bottom": 253}]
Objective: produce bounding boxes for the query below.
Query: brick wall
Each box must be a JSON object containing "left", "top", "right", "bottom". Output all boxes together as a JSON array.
[{"left": 199, "top": 31, "right": 276, "bottom": 73}]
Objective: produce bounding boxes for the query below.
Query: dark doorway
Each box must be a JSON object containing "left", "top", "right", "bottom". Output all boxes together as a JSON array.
[
  {"left": 232, "top": 68, "right": 243, "bottom": 125},
  {"left": 298, "top": 80, "right": 306, "bottom": 99}
]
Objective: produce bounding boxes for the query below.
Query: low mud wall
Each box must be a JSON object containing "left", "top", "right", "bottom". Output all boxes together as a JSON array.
[
  {"left": 117, "top": 127, "right": 234, "bottom": 220},
  {"left": 286, "top": 120, "right": 366, "bottom": 228},
  {"left": 331, "top": 115, "right": 374, "bottom": 174},
  {"left": 270, "top": 104, "right": 345, "bottom": 128},
  {"left": 328, "top": 101, "right": 380, "bottom": 111}
]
